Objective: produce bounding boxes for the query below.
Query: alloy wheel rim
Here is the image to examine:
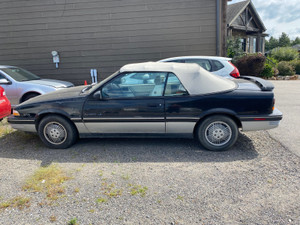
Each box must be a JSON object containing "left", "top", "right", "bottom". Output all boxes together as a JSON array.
[
  {"left": 204, "top": 121, "right": 232, "bottom": 146},
  {"left": 43, "top": 122, "right": 67, "bottom": 145}
]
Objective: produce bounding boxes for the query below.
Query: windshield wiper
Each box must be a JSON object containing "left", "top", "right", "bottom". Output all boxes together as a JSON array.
[{"left": 81, "top": 84, "right": 94, "bottom": 93}]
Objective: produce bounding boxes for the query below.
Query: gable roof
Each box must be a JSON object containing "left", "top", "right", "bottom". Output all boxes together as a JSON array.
[{"left": 227, "top": 0, "right": 266, "bottom": 31}]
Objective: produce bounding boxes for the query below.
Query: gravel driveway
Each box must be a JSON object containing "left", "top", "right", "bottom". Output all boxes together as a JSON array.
[{"left": 0, "top": 124, "right": 299, "bottom": 225}]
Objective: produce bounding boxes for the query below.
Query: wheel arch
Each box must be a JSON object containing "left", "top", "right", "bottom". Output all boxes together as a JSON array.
[
  {"left": 193, "top": 110, "right": 242, "bottom": 137},
  {"left": 20, "top": 91, "right": 41, "bottom": 103},
  {"left": 35, "top": 110, "right": 78, "bottom": 134}
]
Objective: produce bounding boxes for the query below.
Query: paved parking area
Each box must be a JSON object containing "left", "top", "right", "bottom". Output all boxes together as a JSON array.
[
  {"left": 0, "top": 127, "right": 299, "bottom": 224},
  {"left": 0, "top": 80, "right": 299, "bottom": 224},
  {"left": 269, "top": 80, "right": 300, "bottom": 157}
]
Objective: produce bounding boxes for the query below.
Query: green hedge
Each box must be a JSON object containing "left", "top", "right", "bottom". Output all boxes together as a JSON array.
[{"left": 270, "top": 47, "right": 299, "bottom": 61}]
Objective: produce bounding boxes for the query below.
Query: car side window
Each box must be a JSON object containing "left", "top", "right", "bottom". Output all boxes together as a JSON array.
[
  {"left": 0, "top": 73, "right": 9, "bottom": 83},
  {"left": 167, "top": 59, "right": 185, "bottom": 63},
  {"left": 101, "top": 72, "right": 167, "bottom": 99},
  {"left": 211, "top": 60, "right": 224, "bottom": 71},
  {"left": 185, "top": 59, "right": 212, "bottom": 71},
  {"left": 0, "top": 73, "right": 7, "bottom": 79},
  {"left": 164, "top": 73, "right": 188, "bottom": 96}
]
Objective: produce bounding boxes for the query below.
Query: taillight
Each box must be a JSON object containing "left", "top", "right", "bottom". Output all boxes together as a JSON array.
[
  {"left": 272, "top": 98, "right": 275, "bottom": 111},
  {"left": 228, "top": 61, "right": 240, "bottom": 78}
]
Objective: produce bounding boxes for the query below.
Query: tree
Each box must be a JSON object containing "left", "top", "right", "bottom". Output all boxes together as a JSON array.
[
  {"left": 278, "top": 32, "right": 291, "bottom": 47},
  {"left": 292, "top": 37, "right": 300, "bottom": 46},
  {"left": 265, "top": 36, "right": 279, "bottom": 51},
  {"left": 227, "top": 37, "right": 243, "bottom": 58}
]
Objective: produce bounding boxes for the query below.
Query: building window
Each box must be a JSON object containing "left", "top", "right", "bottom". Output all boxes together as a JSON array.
[
  {"left": 240, "top": 38, "right": 246, "bottom": 51},
  {"left": 247, "top": 37, "right": 250, "bottom": 53},
  {"left": 253, "top": 38, "right": 257, "bottom": 53}
]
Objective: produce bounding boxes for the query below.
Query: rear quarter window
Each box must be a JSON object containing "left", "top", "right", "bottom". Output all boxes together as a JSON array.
[{"left": 211, "top": 60, "right": 224, "bottom": 71}]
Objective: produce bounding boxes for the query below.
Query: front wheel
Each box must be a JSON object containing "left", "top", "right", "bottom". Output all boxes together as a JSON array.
[
  {"left": 38, "top": 115, "right": 78, "bottom": 149},
  {"left": 196, "top": 115, "right": 238, "bottom": 151}
]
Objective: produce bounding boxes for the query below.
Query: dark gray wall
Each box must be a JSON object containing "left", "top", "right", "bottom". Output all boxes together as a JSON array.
[{"left": 0, "top": 0, "right": 217, "bottom": 85}]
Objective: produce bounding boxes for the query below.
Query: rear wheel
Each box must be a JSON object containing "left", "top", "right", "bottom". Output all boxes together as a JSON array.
[
  {"left": 196, "top": 115, "right": 238, "bottom": 151},
  {"left": 38, "top": 115, "right": 78, "bottom": 149}
]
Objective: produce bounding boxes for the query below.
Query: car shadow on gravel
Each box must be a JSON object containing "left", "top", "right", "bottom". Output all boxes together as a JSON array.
[{"left": 0, "top": 131, "right": 258, "bottom": 167}]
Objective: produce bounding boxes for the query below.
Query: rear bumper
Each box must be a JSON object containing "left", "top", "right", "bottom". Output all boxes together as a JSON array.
[
  {"left": 240, "top": 108, "right": 283, "bottom": 131},
  {"left": 0, "top": 98, "right": 11, "bottom": 119}
]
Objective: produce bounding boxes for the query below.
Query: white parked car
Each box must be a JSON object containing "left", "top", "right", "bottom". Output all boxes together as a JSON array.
[
  {"left": 159, "top": 56, "right": 240, "bottom": 78},
  {"left": 0, "top": 65, "right": 74, "bottom": 106}
]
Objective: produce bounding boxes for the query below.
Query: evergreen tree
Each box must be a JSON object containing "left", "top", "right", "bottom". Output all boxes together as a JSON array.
[
  {"left": 278, "top": 32, "right": 291, "bottom": 47},
  {"left": 292, "top": 37, "right": 300, "bottom": 46},
  {"left": 265, "top": 36, "right": 279, "bottom": 51}
]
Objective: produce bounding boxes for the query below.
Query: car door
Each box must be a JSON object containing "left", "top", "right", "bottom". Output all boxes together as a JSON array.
[
  {"left": 82, "top": 72, "right": 167, "bottom": 134},
  {"left": 163, "top": 73, "right": 199, "bottom": 134}
]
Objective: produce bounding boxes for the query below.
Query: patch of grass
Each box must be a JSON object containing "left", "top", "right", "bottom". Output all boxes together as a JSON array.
[
  {"left": 176, "top": 195, "right": 184, "bottom": 201},
  {"left": 98, "top": 170, "right": 103, "bottom": 177},
  {"left": 74, "top": 188, "right": 80, "bottom": 193},
  {"left": 129, "top": 184, "right": 148, "bottom": 197},
  {"left": 105, "top": 189, "right": 122, "bottom": 197},
  {"left": 88, "top": 209, "right": 95, "bottom": 213},
  {"left": 22, "top": 164, "right": 71, "bottom": 200},
  {"left": 101, "top": 182, "right": 122, "bottom": 198},
  {"left": 49, "top": 215, "right": 57, "bottom": 222},
  {"left": 121, "top": 174, "right": 130, "bottom": 180},
  {"left": 68, "top": 217, "right": 78, "bottom": 225},
  {"left": 0, "top": 196, "right": 30, "bottom": 210},
  {"left": 0, "top": 119, "right": 14, "bottom": 138},
  {"left": 96, "top": 197, "right": 108, "bottom": 203}
]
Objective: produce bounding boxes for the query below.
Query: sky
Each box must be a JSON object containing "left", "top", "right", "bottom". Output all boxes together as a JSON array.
[{"left": 229, "top": 0, "right": 300, "bottom": 40}]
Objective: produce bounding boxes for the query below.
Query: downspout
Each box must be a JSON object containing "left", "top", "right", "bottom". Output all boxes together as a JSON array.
[{"left": 216, "top": 0, "right": 220, "bottom": 56}]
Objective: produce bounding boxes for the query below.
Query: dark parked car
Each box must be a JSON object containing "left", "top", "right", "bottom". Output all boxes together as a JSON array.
[{"left": 8, "top": 62, "right": 282, "bottom": 151}]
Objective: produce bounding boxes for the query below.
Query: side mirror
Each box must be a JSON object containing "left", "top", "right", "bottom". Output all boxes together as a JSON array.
[
  {"left": 0, "top": 78, "right": 11, "bottom": 84},
  {"left": 93, "top": 91, "right": 102, "bottom": 100}
]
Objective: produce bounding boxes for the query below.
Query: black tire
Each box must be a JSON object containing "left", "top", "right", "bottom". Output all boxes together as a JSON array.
[
  {"left": 38, "top": 115, "right": 78, "bottom": 149},
  {"left": 22, "top": 93, "right": 40, "bottom": 102},
  {"left": 196, "top": 115, "right": 238, "bottom": 151}
]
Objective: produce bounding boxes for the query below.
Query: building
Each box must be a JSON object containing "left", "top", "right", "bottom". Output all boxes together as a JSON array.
[
  {"left": 0, "top": 0, "right": 228, "bottom": 85},
  {"left": 227, "top": 0, "right": 267, "bottom": 54}
]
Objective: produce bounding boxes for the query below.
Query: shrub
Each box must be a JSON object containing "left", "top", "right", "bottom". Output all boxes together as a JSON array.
[
  {"left": 261, "top": 64, "right": 273, "bottom": 78},
  {"left": 235, "top": 53, "right": 266, "bottom": 76},
  {"left": 290, "top": 60, "right": 300, "bottom": 74},
  {"left": 270, "top": 47, "right": 299, "bottom": 61},
  {"left": 277, "top": 61, "right": 295, "bottom": 76},
  {"left": 261, "top": 57, "right": 279, "bottom": 78}
]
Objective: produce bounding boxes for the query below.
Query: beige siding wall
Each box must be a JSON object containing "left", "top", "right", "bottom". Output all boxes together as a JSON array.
[{"left": 0, "top": 0, "right": 217, "bottom": 85}]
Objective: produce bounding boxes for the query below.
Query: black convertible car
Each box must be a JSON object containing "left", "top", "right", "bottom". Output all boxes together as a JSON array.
[{"left": 8, "top": 62, "right": 282, "bottom": 151}]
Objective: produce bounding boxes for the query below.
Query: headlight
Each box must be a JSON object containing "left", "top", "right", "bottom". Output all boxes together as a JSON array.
[{"left": 13, "top": 110, "right": 20, "bottom": 116}]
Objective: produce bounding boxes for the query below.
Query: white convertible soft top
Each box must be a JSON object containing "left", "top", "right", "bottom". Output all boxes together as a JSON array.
[{"left": 120, "top": 62, "right": 237, "bottom": 95}]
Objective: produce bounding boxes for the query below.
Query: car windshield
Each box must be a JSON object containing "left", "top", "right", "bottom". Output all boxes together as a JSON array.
[{"left": 2, "top": 68, "right": 41, "bottom": 82}]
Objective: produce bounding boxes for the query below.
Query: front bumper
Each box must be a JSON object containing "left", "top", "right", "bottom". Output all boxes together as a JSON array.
[
  {"left": 240, "top": 108, "right": 283, "bottom": 131},
  {"left": 7, "top": 116, "right": 36, "bottom": 132}
]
